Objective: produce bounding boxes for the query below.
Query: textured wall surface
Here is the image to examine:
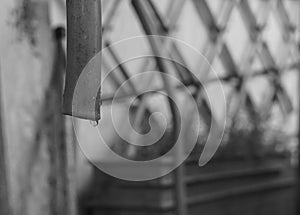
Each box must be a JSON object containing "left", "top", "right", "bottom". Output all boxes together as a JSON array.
[{"left": 0, "top": 1, "right": 54, "bottom": 214}]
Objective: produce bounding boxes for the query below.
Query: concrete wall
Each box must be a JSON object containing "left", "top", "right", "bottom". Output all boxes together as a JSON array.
[{"left": 0, "top": 1, "right": 55, "bottom": 214}]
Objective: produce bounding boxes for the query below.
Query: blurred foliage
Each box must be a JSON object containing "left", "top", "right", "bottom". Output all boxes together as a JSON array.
[{"left": 110, "top": 102, "right": 293, "bottom": 162}]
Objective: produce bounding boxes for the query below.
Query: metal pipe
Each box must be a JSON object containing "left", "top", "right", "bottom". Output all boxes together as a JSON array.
[
  {"left": 297, "top": 42, "right": 300, "bottom": 215},
  {"left": 63, "top": 0, "right": 102, "bottom": 122},
  {"left": 0, "top": 66, "right": 11, "bottom": 215}
]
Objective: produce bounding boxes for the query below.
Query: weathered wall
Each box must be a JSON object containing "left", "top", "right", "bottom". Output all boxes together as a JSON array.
[{"left": 0, "top": 0, "right": 54, "bottom": 214}]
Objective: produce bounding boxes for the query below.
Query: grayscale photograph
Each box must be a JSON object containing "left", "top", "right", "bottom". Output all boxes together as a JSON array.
[{"left": 0, "top": 0, "right": 299, "bottom": 215}]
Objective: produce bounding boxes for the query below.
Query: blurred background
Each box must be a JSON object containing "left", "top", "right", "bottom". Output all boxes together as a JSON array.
[{"left": 0, "top": 0, "right": 300, "bottom": 215}]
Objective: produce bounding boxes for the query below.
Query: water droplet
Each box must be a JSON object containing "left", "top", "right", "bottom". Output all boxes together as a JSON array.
[{"left": 90, "top": 120, "right": 98, "bottom": 127}]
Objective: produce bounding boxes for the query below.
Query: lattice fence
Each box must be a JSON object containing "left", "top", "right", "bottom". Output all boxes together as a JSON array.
[{"left": 98, "top": 0, "right": 300, "bottom": 160}]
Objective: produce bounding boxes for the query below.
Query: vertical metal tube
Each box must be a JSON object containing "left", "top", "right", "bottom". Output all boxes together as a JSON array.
[
  {"left": 0, "top": 66, "right": 11, "bottom": 215},
  {"left": 63, "top": 0, "right": 102, "bottom": 122},
  {"left": 298, "top": 42, "right": 300, "bottom": 215}
]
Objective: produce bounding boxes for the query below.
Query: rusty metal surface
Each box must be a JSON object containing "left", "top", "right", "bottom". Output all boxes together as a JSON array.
[{"left": 63, "top": 0, "right": 102, "bottom": 121}]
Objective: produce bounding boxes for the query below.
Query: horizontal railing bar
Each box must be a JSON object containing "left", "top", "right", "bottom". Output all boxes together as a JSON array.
[{"left": 100, "top": 62, "right": 299, "bottom": 104}]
